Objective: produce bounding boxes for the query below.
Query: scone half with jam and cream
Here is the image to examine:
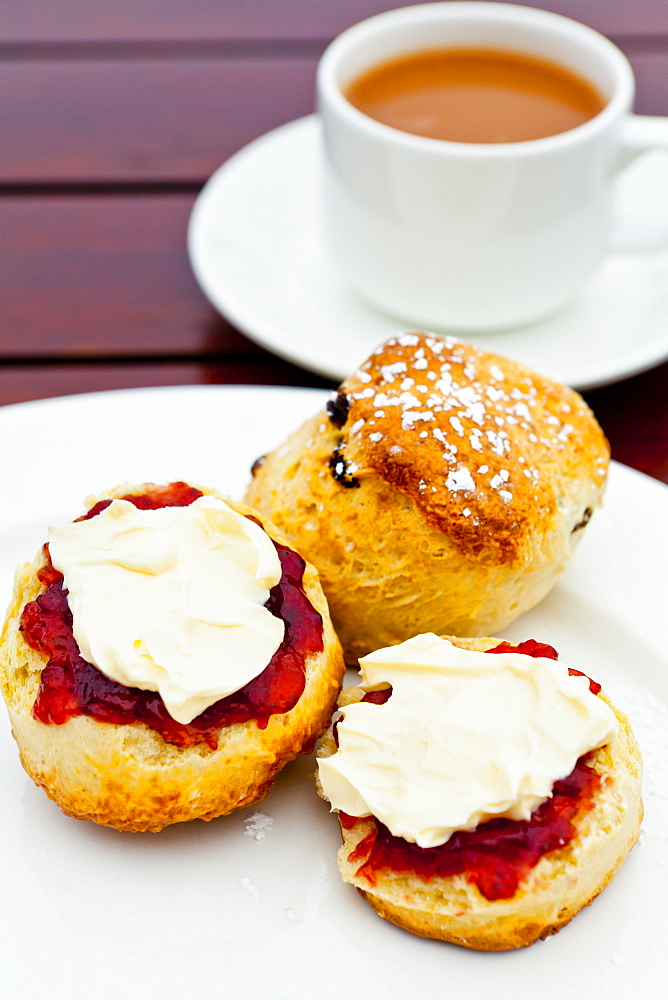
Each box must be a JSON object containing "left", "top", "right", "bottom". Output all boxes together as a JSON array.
[
  {"left": 245, "top": 333, "right": 610, "bottom": 664},
  {"left": 0, "top": 481, "right": 344, "bottom": 832},
  {"left": 317, "top": 634, "right": 642, "bottom": 951}
]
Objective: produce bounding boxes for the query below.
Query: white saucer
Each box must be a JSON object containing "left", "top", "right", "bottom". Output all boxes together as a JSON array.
[{"left": 188, "top": 115, "right": 668, "bottom": 390}]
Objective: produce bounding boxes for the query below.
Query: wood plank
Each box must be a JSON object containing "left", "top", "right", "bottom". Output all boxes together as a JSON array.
[
  {"left": 583, "top": 361, "right": 668, "bottom": 485},
  {"left": 0, "top": 358, "right": 332, "bottom": 409},
  {"left": 3, "top": 49, "right": 667, "bottom": 185},
  {"left": 0, "top": 194, "right": 250, "bottom": 358},
  {"left": 1, "top": 58, "right": 318, "bottom": 184},
  {"left": 4, "top": 0, "right": 668, "bottom": 44},
  {"left": 627, "top": 51, "right": 668, "bottom": 117}
]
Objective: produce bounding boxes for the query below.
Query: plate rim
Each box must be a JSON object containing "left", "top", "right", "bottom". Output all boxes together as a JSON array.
[{"left": 0, "top": 382, "right": 666, "bottom": 998}]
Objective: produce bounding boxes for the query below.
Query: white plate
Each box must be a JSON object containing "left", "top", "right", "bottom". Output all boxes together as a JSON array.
[
  {"left": 188, "top": 116, "right": 668, "bottom": 391},
  {"left": 0, "top": 385, "right": 666, "bottom": 1000}
]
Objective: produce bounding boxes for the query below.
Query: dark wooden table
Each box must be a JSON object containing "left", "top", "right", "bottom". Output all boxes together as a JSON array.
[{"left": 2, "top": 0, "right": 668, "bottom": 484}]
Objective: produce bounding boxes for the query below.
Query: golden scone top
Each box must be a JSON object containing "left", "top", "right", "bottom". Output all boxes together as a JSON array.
[{"left": 331, "top": 333, "right": 609, "bottom": 563}]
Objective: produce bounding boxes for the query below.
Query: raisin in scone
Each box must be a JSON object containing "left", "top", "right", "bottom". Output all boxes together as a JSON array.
[
  {"left": 0, "top": 481, "right": 344, "bottom": 832},
  {"left": 317, "top": 634, "right": 642, "bottom": 951},
  {"left": 245, "top": 334, "right": 609, "bottom": 663}
]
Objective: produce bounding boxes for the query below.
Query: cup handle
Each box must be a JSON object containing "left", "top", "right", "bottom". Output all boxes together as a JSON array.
[
  {"left": 620, "top": 113, "right": 668, "bottom": 166},
  {"left": 611, "top": 114, "right": 668, "bottom": 253}
]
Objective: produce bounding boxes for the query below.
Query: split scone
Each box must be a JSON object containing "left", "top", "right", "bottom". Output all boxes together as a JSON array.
[
  {"left": 317, "top": 634, "right": 642, "bottom": 951},
  {"left": 0, "top": 481, "right": 344, "bottom": 832},
  {"left": 245, "top": 333, "right": 609, "bottom": 663}
]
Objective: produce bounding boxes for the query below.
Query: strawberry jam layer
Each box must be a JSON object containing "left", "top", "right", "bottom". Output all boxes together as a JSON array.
[
  {"left": 340, "top": 639, "right": 601, "bottom": 901},
  {"left": 20, "top": 483, "right": 323, "bottom": 749}
]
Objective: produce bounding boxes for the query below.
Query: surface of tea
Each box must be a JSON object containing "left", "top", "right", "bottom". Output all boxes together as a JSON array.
[{"left": 344, "top": 47, "right": 606, "bottom": 143}]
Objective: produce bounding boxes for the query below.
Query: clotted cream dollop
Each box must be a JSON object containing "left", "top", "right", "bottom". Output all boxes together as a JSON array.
[
  {"left": 48, "top": 495, "right": 284, "bottom": 724},
  {"left": 317, "top": 634, "right": 618, "bottom": 848}
]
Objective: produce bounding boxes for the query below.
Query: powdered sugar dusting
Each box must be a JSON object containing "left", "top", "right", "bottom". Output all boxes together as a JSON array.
[
  {"left": 446, "top": 466, "right": 476, "bottom": 492},
  {"left": 339, "top": 334, "right": 608, "bottom": 535},
  {"left": 243, "top": 811, "right": 274, "bottom": 840},
  {"left": 239, "top": 876, "right": 260, "bottom": 899}
]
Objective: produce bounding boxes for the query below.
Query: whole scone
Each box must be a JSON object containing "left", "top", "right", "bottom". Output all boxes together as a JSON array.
[
  {"left": 245, "top": 334, "right": 609, "bottom": 663},
  {"left": 317, "top": 635, "right": 643, "bottom": 951},
  {"left": 0, "top": 481, "right": 345, "bottom": 832}
]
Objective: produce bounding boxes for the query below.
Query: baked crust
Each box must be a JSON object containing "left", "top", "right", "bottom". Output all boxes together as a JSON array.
[
  {"left": 317, "top": 636, "right": 643, "bottom": 951},
  {"left": 0, "top": 483, "right": 345, "bottom": 832},
  {"left": 245, "top": 334, "right": 610, "bottom": 663}
]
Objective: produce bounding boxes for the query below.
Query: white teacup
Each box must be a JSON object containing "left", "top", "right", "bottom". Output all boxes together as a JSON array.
[{"left": 317, "top": 2, "right": 668, "bottom": 332}]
